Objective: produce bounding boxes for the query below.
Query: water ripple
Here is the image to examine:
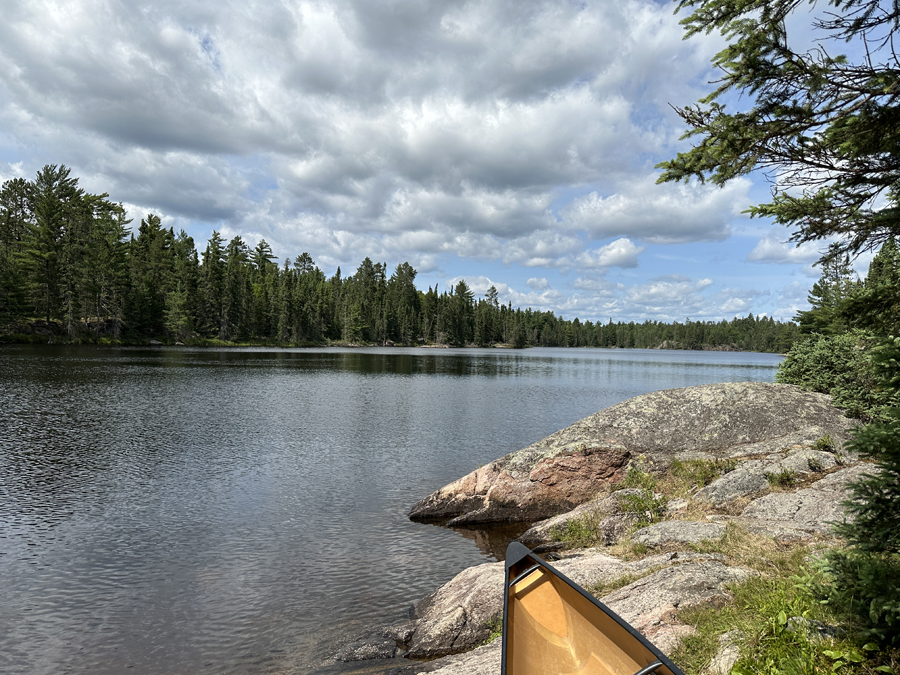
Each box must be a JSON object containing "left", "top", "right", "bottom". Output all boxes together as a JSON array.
[{"left": 0, "top": 345, "right": 781, "bottom": 674}]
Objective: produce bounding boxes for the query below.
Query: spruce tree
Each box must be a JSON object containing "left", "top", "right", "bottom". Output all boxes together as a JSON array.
[
  {"left": 842, "top": 237, "right": 900, "bottom": 336},
  {"left": 816, "top": 338, "right": 900, "bottom": 644},
  {"left": 0, "top": 178, "right": 30, "bottom": 321}
]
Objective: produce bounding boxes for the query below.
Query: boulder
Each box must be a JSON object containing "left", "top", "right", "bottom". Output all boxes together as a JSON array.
[
  {"left": 412, "top": 442, "right": 631, "bottom": 525},
  {"left": 409, "top": 383, "right": 854, "bottom": 524},
  {"left": 404, "top": 560, "right": 504, "bottom": 659},
  {"left": 695, "top": 460, "right": 769, "bottom": 506},
  {"left": 632, "top": 521, "right": 726, "bottom": 547},
  {"left": 379, "top": 549, "right": 728, "bottom": 663},
  {"left": 402, "top": 548, "right": 641, "bottom": 659}
]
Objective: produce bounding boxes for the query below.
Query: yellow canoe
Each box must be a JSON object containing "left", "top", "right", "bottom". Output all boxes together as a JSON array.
[{"left": 502, "top": 543, "right": 685, "bottom": 675}]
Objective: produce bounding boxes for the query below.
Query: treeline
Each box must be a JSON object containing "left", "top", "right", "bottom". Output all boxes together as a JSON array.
[{"left": 1, "top": 164, "right": 798, "bottom": 351}]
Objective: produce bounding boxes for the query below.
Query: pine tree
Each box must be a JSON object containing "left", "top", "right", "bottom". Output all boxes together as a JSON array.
[
  {"left": 126, "top": 214, "right": 174, "bottom": 337},
  {"left": 165, "top": 232, "right": 199, "bottom": 340},
  {"left": 81, "top": 199, "right": 130, "bottom": 338},
  {"left": 21, "top": 165, "right": 84, "bottom": 323},
  {"left": 795, "top": 252, "right": 859, "bottom": 335},
  {"left": 199, "top": 231, "right": 226, "bottom": 337}
]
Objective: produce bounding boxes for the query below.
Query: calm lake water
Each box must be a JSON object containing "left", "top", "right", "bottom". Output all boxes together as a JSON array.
[{"left": 0, "top": 345, "right": 783, "bottom": 674}]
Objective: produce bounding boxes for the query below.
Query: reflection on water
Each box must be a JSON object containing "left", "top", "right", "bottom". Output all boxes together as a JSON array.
[{"left": 0, "top": 345, "right": 782, "bottom": 674}]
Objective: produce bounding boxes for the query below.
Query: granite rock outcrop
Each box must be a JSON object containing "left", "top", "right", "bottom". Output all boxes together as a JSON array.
[{"left": 408, "top": 382, "right": 855, "bottom": 525}]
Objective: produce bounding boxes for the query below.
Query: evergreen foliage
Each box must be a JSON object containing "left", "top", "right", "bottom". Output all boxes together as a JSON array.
[
  {"left": 842, "top": 238, "right": 900, "bottom": 337},
  {"left": 811, "top": 338, "right": 900, "bottom": 645},
  {"left": 777, "top": 237, "right": 900, "bottom": 419},
  {"left": 794, "top": 252, "right": 860, "bottom": 336},
  {"left": 657, "top": 0, "right": 900, "bottom": 261},
  {"left": 775, "top": 330, "right": 899, "bottom": 421},
  {"left": 0, "top": 165, "right": 798, "bottom": 350},
  {"left": 661, "top": 0, "right": 900, "bottom": 649}
]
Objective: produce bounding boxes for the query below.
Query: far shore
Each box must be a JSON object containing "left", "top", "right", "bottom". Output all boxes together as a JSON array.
[{"left": 1, "top": 320, "right": 760, "bottom": 353}]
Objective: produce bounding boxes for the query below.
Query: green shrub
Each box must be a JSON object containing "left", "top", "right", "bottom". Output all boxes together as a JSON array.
[
  {"left": 615, "top": 464, "right": 657, "bottom": 491},
  {"left": 804, "top": 551, "right": 900, "bottom": 646},
  {"left": 670, "top": 457, "right": 737, "bottom": 490},
  {"left": 619, "top": 489, "right": 668, "bottom": 528},
  {"left": 766, "top": 468, "right": 798, "bottom": 488},
  {"left": 814, "top": 433, "right": 836, "bottom": 452},
  {"left": 810, "top": 337, "right": 900, "bottom": 648},
  {"left": 551, "top": 512, "right": 604, "bottom": 548},
  {"left": 675, "top": 558, "right": 897, "bottom": 675}
]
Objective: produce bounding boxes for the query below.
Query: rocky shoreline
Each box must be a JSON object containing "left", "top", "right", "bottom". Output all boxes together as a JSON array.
[{"left": 324, "top": 382, "right": 867, "bottom": 675}]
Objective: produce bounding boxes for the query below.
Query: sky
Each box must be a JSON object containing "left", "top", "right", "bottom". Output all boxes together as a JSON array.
[{"left": 0, "top": 0, "right": 861, "bottom": 323}]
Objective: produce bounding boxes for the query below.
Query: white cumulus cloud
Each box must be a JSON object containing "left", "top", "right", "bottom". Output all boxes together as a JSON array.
[
  {"left": 562, "top": 175, "right": 752, "bottom": 244},
  {"left": 746, "top": 230, "right": 823, "bottom": 264}
]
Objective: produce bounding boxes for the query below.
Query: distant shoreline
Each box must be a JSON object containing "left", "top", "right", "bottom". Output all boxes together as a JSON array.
[{"left": 0, "top": 324, "right": 763, "bottom": 353}]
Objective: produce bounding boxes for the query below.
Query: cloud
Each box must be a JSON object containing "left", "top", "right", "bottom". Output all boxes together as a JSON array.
[
  {"left": 573, "top": 238, "right": 643, "bottom": 269},
  {"left": 526, "top": 277, "right": 549, "bottom": 290},
  {"left": 713, "top": 287, "right": 765, "bottom": 316},
  {"left": 624, "top": 274, "right": 714, "bottom": 318},
  {"left": 0, "top": 162, "right": 25, "bottom": 183},
  {"left": 572, "top": 277, "right": 622, "bottom": 295},
  {"left": 746, "top": 230, "right": 823, "bottom": 264},
  {"left": 0, "top": 1, "right": 726, "bottom": 251},
  {"left": 561, "top": 175, "right": 752, "bottom": 244},
  {"left": 775, "top": 281, "right": 810, "bottom": 319},
  {"left": 447, "top": 274, "right": 564, "bottom": 311}
]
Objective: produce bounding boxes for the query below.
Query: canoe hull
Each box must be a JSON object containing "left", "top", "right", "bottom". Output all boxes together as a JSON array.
[{"left": 501, "top": 543, "right": 685, "bottom": 675}]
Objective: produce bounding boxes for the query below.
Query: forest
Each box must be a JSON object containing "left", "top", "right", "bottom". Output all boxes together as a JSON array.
[{"left": 0, "top": 164, "right": 799, "bottom": 352}]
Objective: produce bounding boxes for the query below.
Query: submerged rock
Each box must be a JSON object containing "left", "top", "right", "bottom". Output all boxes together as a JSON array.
[{"left": 409, "top": 382, "right": 854, "bottom": 525}]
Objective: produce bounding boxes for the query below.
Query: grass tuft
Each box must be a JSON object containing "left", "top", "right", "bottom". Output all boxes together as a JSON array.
[
  {"left": 480, "top": 615, "right": 503, "bottom": 645},
  {"left": 587, "top": 569, "right": 660, "bottom": 599},
  {"left": 614, "top": 464, "right": 658, "bottom": 491},
  {"left": 814, "top": 433, "right": 836, "bottom": 452},
  {"left": 618, "top": 489, "right": 668, "bottom": 529},
  {"left": 550, "top": 511, "right": 605, "bottom": 548}
]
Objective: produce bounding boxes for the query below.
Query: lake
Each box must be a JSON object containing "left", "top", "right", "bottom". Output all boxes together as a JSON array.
[{"left": 0, "top": 345, "right": 783, "bottom": 674}]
